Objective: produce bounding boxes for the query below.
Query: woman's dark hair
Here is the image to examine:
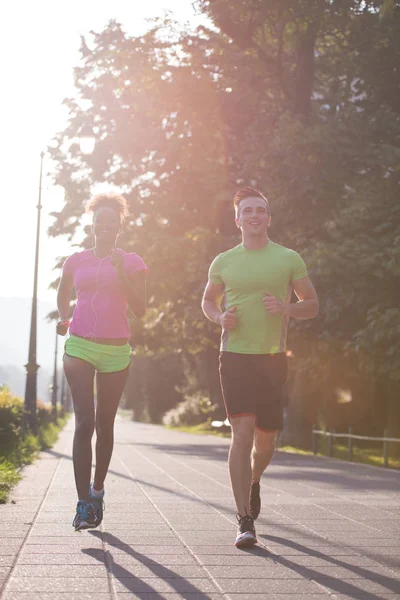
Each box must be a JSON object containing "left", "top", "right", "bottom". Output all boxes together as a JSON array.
[{"left": 86, "top": 193, "right": 129, "bottom": 224}]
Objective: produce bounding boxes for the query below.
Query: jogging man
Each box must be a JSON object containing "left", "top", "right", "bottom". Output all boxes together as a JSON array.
[{"left": 201, "top": 187, "right": 318, "bottom": 548}]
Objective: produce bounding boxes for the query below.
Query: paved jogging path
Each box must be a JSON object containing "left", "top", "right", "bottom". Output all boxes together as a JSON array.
[{"left": 0, "top": 416, "right": 399, "bottom": 600}]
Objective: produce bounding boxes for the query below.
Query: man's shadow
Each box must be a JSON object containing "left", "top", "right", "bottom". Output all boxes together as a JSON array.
[
  {"left": 258, "top": 534, "right": 400, "bottom": 600},
  {"left": 83, "top": 531, "right": 215, "bottom": 599}
]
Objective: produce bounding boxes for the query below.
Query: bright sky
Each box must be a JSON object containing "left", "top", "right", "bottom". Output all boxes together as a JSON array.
[{"left": 0, "top": 0, "right": 202, "bottom": 304}]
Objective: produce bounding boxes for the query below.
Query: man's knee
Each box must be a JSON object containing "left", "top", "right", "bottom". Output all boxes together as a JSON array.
[
  {"left": 231, "top": 419, "right": 256, "bottom": 451},
  {"left": 253, "top": 431, "right": 276, "bottom": 455},
  {"left": 233, "top": 432, "right": 254, "bottom": 452}
]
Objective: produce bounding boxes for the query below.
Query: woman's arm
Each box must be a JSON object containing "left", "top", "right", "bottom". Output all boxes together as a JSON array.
[
  {"left": 111, "top": 251, "right": 147, "bottom": 318},
  {"left": 56, "top": 273, "right": 74, "bottom": 335},
  {"left": 118, "top": 269, "right": 146, "bottom": 318}
]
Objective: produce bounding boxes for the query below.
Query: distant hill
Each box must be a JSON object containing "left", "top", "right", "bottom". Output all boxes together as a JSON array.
[
  {"left": 0, "top": 297, "right": 61, "bottom": 401},
  {"left": 0, "top": 364, "right": 53, "bottom": 403}
]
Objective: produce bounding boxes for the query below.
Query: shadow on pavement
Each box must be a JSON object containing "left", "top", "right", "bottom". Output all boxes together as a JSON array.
[
  {"left": 84, "top": 530, "right": 215, "bottom": 599},
  {"left": 260, "top": 534, "right": 400, "bottom": 599},
  {"left": 124, "top": 441, "right": 229, "bottom": 464},
  {"left": 127, "top": 442, "right": 400, "bottom": 493},
  {"left": 44, "top": 448, "right": 234, "bottom": 515},
  {"left": 258, "top": 514, "right": 400, "bottom": 572}
]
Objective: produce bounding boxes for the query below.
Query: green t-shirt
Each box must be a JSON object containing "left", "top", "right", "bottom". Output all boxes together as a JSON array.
[{"left": 208, "top": 241, "right": 308, "bottom": 354}]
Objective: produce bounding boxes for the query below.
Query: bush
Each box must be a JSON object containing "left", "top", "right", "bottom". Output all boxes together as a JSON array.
[
  {"left": 125, "top": 354, "right": 185, "bottom": 423},
  {"left": 0, "top": 388, "right": 53, "bottom": 452},
  {"left": 37, "top": 400, "right": 53, "bottom": 428},
  {"left": 0, "top": 461, "right": 21, "bottom": 504},
  {"left": 0, "top": 388, "right": 24, "bottom": 446},
  {"left": 0, "top": 387, "right": 69, "bottom": 503},
  {"left": 162, "top": 392, "right": 218, "bottom": 428}
]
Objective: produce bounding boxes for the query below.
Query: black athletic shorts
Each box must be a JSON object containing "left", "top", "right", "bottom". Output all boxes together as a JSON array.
[{"left": 219, "top": 351, "right": 288, "bottom": 432}]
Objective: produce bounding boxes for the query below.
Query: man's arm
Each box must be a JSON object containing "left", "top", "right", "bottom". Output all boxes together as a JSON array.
[
  {"left": 263, "top": 276, "right": 319, "bottom": 320},
  {"left": 289, "top": 276, "right": 319, "bottom": 319},
  {"left": 202, "top": 280, "right": 238, "bottom": 329},
  {"left": 202, "top": 280, "right": 225, "bottom": 324}
]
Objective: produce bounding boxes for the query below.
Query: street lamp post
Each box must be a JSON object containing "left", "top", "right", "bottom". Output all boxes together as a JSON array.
[
  {"left": 23, "top": 128, "right": 95, "bottom": 434},
  {"left": 23, "top": 151, "right": 44, "bottom": 435}
]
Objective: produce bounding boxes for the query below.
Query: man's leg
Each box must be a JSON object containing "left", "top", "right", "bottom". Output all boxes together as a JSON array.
[
  {"left": 251, "top": 429, "right": 276, "bottom": 483},
  {"left": 229, "top": 415, "right": 256, "bottom": 516},
  {"left": 93, "top": 368, "right": 129, "bottom": 491},
  {"left": 249, "top": 353, "right": 287, "bottom": 519},
  {"left": 249, "top": 429, "right": 276, "bottom": 519},
  {"left": 219, "top": 353, "right": 258, "bottom": 546}
]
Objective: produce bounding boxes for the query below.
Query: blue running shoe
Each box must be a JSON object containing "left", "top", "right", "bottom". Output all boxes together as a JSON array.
[
  {"left": 89, "top": 483, "right": 105, "bottom": 527},
  {"left": 72, "top": 500, "right": 96, "bottom": 531}
]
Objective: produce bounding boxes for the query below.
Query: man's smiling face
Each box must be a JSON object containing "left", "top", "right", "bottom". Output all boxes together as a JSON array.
[{"left": 235, "top": 196, "right": 270, "bottom": 237}]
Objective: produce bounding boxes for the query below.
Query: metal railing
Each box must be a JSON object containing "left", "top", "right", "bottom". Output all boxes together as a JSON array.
[{"left": 312, "top": 427, "right": 400, "bottom": 468}]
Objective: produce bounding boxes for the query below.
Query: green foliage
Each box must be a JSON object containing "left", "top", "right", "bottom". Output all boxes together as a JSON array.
[
  {"left": 162, "top": 392, "right": 218, "bottom": 428},
  {"left": 124, "top": 353, "right": 185, "bottom": 423},
  {"left": 0, "top": 388, "right": 69, "bottom": 503},
  {"left": 39, "top": 417, "right": 69, "bottom": 450},
  {"left": 0, "top": 388, "right": 24, "bottom": 447},
  {"left": 47, "top": 3, "right": 400, "bottom": 438},
  {"left": 280, "top": 445, "right": 400, "bottom": 470},
  {"left": 0, "top": 463, "right": 21, "bottom": 504},
  {"left": 0, "top": 388, "right": 55, "bottom": 450},
  {"left": 165, "top": 422, "right": 231, "bottom": 438}
]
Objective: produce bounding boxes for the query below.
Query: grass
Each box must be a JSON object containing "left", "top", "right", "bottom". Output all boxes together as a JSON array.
[
  {"left": 327, "top": 442, "right": 400, "bottom": 469},
  {"left": 118, "top": 409, "right": 135, "bottom": 420},
  {"left": 0, "top": 413, "right": 70, "bottom": 503},
  {"left": 279, "top": 443, "right": 400, "bottom": 470},
  {"left": 164, "top": 422, "right": 231, "bottom": 438},
  {"left": 39, "top": 415, "right": 69, "bottom": 450},
  {"left": 278, "top": 445, "right": 313, "bottom": 456},
  {"left": 165, "top": 424, "right": 400, "bottom": 469},
  {"left": 0, "top": 463, "right": 21, "bottom": 504}
]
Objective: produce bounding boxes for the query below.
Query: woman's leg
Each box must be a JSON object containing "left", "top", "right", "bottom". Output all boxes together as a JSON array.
[
  {"left": 93, "top": 368, "right": 129, "bottom": 491},
  {"left": 63, "top": 355, "right": 95, "bottom": 501}
]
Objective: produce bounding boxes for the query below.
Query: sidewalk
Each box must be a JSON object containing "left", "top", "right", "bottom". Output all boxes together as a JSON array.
[{"left": 1, "top": 416, "right": 399, "bottom": 600}]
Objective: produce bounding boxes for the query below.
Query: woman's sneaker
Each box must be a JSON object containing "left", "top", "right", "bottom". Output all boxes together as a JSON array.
[
  {"left": 89, "top": 483, "right": 105, "bottom": 527},
  {"left": 249, "top": 481, "right": 261, "bottom": 520},
  {"left": 235, "top": 514, "right": 257, "bottom": 548},
  {"left": 72, "top": 500, "right": 97, "bottom": 531}
]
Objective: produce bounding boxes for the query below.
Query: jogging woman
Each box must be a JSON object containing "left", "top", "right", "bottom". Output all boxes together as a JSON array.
[{"left": 57, "top": 193, "right": 147, "bottom": 531}]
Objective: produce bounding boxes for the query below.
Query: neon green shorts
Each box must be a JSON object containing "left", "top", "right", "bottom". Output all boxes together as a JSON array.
[{"left": 65, "top": 335, "right": 132, "bottom": 373}]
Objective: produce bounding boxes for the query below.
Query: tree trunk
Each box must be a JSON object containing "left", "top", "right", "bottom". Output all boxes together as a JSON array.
[{"left": 293, "top": 20, "right": 318, "bottom": 118}]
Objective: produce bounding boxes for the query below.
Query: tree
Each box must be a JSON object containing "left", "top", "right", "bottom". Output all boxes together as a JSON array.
[{"left": 48, "top": 4, "right": 400, "bottom": 439}]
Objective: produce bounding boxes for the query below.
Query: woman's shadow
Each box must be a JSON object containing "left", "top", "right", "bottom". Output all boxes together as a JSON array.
[
  {"left": 260, "top": 534, "right": 400, "bottom": 600},
  {"left": 83, "top": 530, "right": 216, "bottom": 599}
]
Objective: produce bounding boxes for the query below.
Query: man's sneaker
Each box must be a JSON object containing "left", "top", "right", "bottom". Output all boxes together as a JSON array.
[
  {"left": 250, "top": 481, "right": 261, "bottom": 520},
  {"left": 235, "top": 514, "right": 257, "bottom": 548},
  {"left": 89, "top": 483, "right": 105, "bottom": 526},
  {"left": 72, "top": 500, "right": 96, "bottom": 531}
]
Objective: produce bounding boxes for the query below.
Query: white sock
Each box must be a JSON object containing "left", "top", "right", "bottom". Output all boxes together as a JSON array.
[{"left": 90, "top": 484, "right": 104, "bottom": 498}]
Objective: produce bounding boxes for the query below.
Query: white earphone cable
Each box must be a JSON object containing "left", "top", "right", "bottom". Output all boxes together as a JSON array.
[{"left": 84, "top": 257, "right": 105, "bottom": 341}]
